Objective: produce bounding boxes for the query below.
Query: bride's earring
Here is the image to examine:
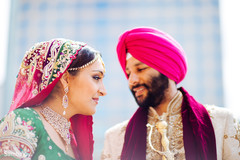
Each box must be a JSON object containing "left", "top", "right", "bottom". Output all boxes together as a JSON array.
[{"left": 62, "top": 86, "right": 69, "bottom": 115}]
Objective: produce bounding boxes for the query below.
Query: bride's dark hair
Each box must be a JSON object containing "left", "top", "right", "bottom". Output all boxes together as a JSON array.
[{"left": 68, "top": 45, "right": 102, "bottom": 76}]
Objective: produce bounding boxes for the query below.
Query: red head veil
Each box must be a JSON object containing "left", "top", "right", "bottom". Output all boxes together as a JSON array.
[{"left": 10, "top": 39, "right": 93, "bottom": 160}]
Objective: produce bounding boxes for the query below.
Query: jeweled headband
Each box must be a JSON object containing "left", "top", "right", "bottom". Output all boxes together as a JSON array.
[{"left": 68, "top": 53, "right": 104, "bottom": 71}]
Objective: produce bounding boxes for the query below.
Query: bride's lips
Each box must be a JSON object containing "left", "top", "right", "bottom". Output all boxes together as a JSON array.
[
  {"left": 133, "top": 86, "right": 145, "bottom": 97},
  {"left": 92, "top": 98, "right": 99, "bottom": 104}
]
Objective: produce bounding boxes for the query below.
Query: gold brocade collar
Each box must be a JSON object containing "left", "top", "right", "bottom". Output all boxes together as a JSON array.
[{"left": 148, "top": 91, "right": 183, "bottom": 121}]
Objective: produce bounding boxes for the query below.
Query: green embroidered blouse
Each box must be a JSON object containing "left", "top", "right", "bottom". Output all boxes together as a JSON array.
[{"left": 0, "top": 107, "right": 75, "bottom": 160}]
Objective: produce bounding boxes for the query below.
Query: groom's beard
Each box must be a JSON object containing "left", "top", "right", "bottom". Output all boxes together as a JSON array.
[{"left": 131, "top": 73, "right": 169, "bottom": 109}]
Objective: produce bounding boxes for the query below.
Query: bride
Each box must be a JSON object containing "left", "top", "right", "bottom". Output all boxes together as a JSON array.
[{"left": 0, "top": 39, "right": 106, "bottom": 160}]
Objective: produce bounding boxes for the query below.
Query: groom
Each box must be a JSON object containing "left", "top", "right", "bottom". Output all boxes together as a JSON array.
[{"left": 101, "top": 27, "right": 240, "bottom": 160}]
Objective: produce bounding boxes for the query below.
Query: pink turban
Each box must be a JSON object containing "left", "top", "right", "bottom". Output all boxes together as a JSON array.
[{"left": 116, "top": 27, "right": 188, "bottom": 84}]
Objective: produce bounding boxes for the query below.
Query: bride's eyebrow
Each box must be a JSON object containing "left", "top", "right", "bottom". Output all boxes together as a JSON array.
[{"left": 92, "top": 70, "right": 105, "bottom": 77}]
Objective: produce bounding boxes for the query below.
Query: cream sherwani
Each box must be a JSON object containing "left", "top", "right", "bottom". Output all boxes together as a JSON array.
[{"left": 101, "top": 91, "right": 240, "bottom": 160}]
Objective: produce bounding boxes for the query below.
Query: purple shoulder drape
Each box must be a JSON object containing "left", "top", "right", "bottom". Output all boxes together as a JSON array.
[
  {"left": 180, "top": 87, "right": 217, "bottom": 160},
  {"left": 121, "top": 107, "right": 148, "bottom": 160}
]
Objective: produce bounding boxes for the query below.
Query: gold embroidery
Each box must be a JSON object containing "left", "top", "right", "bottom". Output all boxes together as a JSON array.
[
  {"left": 0, "top": 111, "right": 15, "bottom": 136},
  {"left": 101, "top": 153, "right": 111, "bottom": 159},
  {"left": 205, "top": 104, "right": 215, "bottom": 119},
  {"left": 120, "top": 125, "right": 127, "bottom": 135},
  {"left": 0, "top": 110, "right": 37, "bottom": 159},
  {"left": 146, "top": 91, "right": 185, "bottom": 160},
  {"left": 232, "top": 119, "right": 240, "bottom": 147}
]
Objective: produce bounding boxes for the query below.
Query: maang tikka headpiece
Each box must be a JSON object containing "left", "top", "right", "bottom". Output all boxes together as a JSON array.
[{"left": 68, "top": 53, "right": 103, "bottom": 71}]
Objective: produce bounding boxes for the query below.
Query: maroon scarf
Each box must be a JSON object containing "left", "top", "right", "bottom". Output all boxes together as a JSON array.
[{"left": 121, "top": 87, "right": 217, "bottom": 160}]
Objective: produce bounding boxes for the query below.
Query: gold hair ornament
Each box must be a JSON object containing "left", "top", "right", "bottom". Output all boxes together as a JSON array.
[{"left": 68, "top": 53, "right": 103, "bottom": 71}]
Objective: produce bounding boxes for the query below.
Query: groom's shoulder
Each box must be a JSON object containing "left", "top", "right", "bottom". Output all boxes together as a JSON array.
[{"left": 105, "top": 120, "right": 129, "bottom": 136}]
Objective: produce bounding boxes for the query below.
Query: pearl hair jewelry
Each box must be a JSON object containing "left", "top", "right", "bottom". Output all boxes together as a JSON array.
[{"left": 68, "top": 53, "right": 101, "bottom": 71}]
